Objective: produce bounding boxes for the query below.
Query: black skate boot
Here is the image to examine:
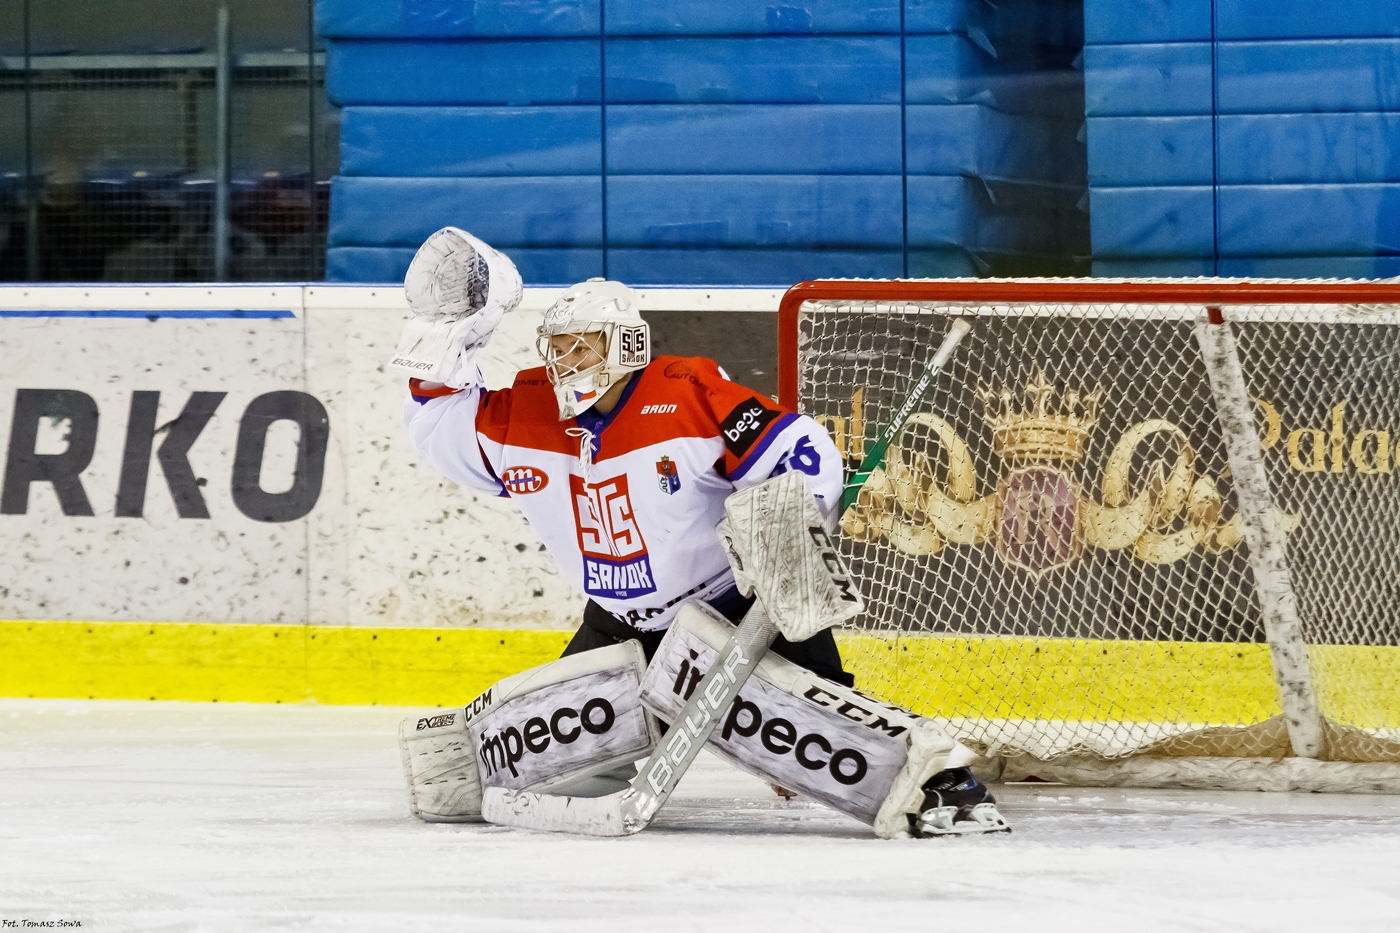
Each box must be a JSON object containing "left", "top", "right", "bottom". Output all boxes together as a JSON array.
[{"left": 910, "top": 767, "right": 1011, "bottom": 837}]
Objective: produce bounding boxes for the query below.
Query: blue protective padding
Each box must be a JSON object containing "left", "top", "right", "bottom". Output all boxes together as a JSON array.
[
  {"left": 328, "top": 176, "right": 602, "bottom": 247},
  {"left": 1087, "top": 116, "right": 1213, "bottom": 186},
  {"left": 906, "top": 175, "right": 1082, "bottom": 252},
  {"left": 1218, "top": 255, "right": 1400, "bottom": 278},
  {"left": 1097, "top": 256, "right": 1400, "bottom": 278},
  {"left": 1218, "top": 114, "right": 1400, "bottom": 184},
  {"left": 1217, "top": 3, "right": 1400, "bottom": 41},
  {"left": 1091, "top": 258, "right": 1216, "bottom": 276},
  {"left": 603, "top": 1, "right": 899, "bottom": 36},
  {"left": 908, "top": 105, "right": 1085, "bottom": 183},
  {"left": 605, "top": 105, "right": 900, "bottom": 174},
  {"left": 1083, "top": 0, "right": 1210, "bottom": 45},
  {"left": 327, "top": 246, "right": 604, "bottom": 283},
  {"left": 906, "top": 247, "right": 982, "bottom": 277},
  {"left": 325, "top": 39, "right": 600, "bottom": 107},
  {"left": 605, "top": 175, "right": 903, "bottom": 249},
  {"left": 1089, "top": 186, "right": 1215, "bottom": 258},
  {"left": 904, "top": 0, "right": 972, "bottom": 35},
  {"left": 905, "top": 34, "right": 1083, "bottom": 115},
  {"left": 605, "top": 248, "right": 903, "bottom": 285},
  {"left": 1217, "top": 40, "right": 1400, "bottom": 113},
  {"left": 905, "top": 0, "right": 1079, "bottom": 40},
  {"left": 340, "top": 107, "right": 601, "bottom": 177},
  {"left": 1219, "top": 184, "right": 1400, "bottom": 256},
  {"left": 315, "top": 0, "right": 599, "bottom": 39},
  {"left": 1083, "top": 43, "right": 1212, "bottom": 116},
  {"left": 326, "top": 246, "right": 417, "bottom": 282},
  {"left": 904, "top": 33, "right": 994, "bottom": 104},
  {"left": 604, "top": 37, "right": 900, "bottom": 104}
]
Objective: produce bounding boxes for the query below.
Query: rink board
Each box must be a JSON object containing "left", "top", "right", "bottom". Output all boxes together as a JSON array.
[
  {"left": 0, "top": 285, "right": 778, "bottom": 634},
  {"left": 5, "top": 617, "right": 1398, "bottom": 727}
]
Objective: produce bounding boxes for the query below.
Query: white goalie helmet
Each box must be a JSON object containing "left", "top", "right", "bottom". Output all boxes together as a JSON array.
[{"left": 537, "top": 278, "right": 651, "bottom": 420}]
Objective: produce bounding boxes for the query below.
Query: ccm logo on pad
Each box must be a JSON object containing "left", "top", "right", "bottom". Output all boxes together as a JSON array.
[
  {"left": 720, "top": 397, "right": 780, "bottom": 456},
  {"left": 502, "top": 466, "right": 548, "bottom": 494}
]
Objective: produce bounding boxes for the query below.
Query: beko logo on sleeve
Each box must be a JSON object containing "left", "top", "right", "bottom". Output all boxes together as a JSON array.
[{"left": 720, "top": 397, "right": 780, "bottom": 455}]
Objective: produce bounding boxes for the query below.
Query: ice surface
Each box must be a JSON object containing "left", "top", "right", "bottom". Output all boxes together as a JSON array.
[{"left": 3, "top": 699, "right": 1400, "bottom": 932}]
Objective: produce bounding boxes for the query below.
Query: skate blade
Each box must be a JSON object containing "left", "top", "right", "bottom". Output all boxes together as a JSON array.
[{"left": 918, "top": 803, "right": 1012, "bottom": 837}]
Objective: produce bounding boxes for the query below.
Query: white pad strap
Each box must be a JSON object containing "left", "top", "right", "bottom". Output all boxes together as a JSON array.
[
  {"left": 399, "top": 641, "right": 659, "bottom": 822},
  {"left": 640, "top": 602, "right": 955, "bottom": 836}
]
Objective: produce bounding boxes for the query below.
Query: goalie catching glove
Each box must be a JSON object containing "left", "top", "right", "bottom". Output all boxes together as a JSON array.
[
  {"left": 387, "top": 227, "right": 523, "bottom": 386},
  {"left": 399, "top": 640, "right": 660, "bottom": 821}
]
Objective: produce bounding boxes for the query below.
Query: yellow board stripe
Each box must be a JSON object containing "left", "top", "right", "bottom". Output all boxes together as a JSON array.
[
  {"left": 839, "top": 635, "right": 1400, "bottom": 729},
  {"left": 1, "top": 620, "right": 571, "bottom": 707},
  {"left": 3, "top": 621, "right": 1397, "bottom": 728}
]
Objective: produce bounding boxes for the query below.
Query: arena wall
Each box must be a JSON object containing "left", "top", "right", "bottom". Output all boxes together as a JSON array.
[{"left": 0, "top": 284, "right": 779, "bottom": 704}]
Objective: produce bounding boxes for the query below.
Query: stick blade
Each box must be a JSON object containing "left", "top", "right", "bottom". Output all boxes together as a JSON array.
[{"left": 481, "top": 786, "right": 649, "bottom": 837}]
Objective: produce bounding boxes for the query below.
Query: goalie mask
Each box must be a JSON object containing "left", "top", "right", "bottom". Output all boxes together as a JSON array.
[{"left": 537, "top": 278, "right": 650, "bottom": 420}]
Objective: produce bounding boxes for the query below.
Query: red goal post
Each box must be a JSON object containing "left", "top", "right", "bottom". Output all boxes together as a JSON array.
[{"left": 779, "top": 278, "right": 1400, "bottom": 791}]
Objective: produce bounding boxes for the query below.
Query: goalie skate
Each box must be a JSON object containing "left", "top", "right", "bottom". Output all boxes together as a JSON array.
[{"left": 913, "top": 768, "right": 1011, "bottom": 837}]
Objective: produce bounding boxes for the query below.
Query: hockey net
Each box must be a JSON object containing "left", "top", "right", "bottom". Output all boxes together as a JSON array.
[{"left": 780, "top": 279, "right": 1400, "bottom": 789}]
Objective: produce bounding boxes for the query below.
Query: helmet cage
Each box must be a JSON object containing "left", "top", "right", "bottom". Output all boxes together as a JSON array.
[{"left": 536, "top": 320, "right": 650, "bottom": 390}]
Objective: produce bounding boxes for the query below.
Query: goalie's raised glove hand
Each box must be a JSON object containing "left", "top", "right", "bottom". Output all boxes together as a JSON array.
[{"left": 388, "top": 227, "right": 523, "bottom": 387}]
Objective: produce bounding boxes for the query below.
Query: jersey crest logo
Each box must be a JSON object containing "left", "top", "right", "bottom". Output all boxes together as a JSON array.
[
  {"left": 656, "top": 456, "right": 681, "bottom": 495},
  {"left": 501, "top": 465, "right": 549, "bottom": 494},
  {"left": 570, "top": 473, "right": 658, "bottom": 600}
]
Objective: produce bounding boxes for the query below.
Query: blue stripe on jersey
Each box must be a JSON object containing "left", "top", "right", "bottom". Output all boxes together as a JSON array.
[{"left": 727, "top": 412, "right": 799, "bottom": 480}]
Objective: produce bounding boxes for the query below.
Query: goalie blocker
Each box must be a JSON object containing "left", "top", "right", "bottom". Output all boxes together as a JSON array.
[
  {"left": 642, "top": 601, "right": 993, "bottom": 837},
  {"left": 399, "top": 640, "right": 660, "bottom": 821}
]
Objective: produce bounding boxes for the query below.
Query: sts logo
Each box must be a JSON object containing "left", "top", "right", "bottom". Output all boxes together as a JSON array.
[
  {"left": 656, "top": 456, "right": 681, "bottom": 495},
  {"left": 570, "top": 473, "right": 658, "bottom": 600},
  {"left": 502, "top": 466, "right": 549, "bottom": 495}
]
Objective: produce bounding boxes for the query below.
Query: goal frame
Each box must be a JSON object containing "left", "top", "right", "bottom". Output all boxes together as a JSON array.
[
  {"left": 778, "top": 277, "right": 1400, "bottom": 793},
  {"left": 779, "top": 278, "right": 1400, "bottom": 411}
]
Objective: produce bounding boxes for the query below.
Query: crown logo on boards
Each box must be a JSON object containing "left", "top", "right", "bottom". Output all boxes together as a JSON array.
[
  {"left": 975, "top": 368, "right": 1102, "bottom": 464},
  {"left": 840, "top": 367, "right": 1301, "bottom": 578}
]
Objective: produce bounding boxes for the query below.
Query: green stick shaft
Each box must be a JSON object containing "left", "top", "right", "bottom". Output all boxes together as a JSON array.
[{"left": 839, "top": 318, "right": 971, "bottom": 515}]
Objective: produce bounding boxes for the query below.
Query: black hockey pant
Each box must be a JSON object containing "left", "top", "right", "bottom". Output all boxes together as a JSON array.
[{"left": 561, "top": 587, "right": 855, "bottom": 688}]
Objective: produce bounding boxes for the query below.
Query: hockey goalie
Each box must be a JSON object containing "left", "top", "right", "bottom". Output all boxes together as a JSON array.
[{"left": 391, "top": 228, "right": 1011, "bottom": 837}]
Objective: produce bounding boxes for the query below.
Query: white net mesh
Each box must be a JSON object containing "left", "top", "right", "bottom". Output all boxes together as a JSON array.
[{"left": 795, "top": 281, "right": 1400, "bottom": 765}]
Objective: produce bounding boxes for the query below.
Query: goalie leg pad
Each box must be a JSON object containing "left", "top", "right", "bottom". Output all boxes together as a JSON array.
[
  {"left": 399, "top": 640, "right": 660, "bottom": 822},
  {"left": 399, "top": 709, "right": 482, "bottom": 823},
  {"left": 641, "top": 602, "right": 957, "bottom": 837}
]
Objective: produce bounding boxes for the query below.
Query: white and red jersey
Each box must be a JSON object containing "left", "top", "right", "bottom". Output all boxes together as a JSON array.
[{"left": 403, "top": 356, "right": 843, "bottom": 631}]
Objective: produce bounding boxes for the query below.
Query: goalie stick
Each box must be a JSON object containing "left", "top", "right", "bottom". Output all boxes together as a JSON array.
[
  {"left": 839, "top": 316, "right": 972, "bottom": 514},
  {"left": 480, "top": 318, "right": 974, "bottom": 836}
]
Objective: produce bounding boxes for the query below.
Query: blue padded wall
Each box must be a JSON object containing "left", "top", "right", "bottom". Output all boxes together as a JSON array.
[
  {"left": 1084, "top": 1, "right": 1400, "bottom": 276},
  {"left": 340, "top": 107, "right": 602, "bottom": 177},
  {"left": 326, "top": 40, "right": 601, "bottom": 106},
  {"left": 324, "top": 0, "right": 1088, "bottom": 284},
  {"left": 315, "top": 0, "right": 600, "bottom": 38}
]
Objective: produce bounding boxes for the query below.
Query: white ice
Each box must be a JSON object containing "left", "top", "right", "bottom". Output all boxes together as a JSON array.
[{"left": 3, "top": 699, "right": 1399, "bottom": 933}]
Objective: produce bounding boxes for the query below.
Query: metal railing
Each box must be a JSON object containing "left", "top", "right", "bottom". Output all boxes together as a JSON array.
[{"left": 2, "top": 2, "right": 331, "bottom": 283}]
